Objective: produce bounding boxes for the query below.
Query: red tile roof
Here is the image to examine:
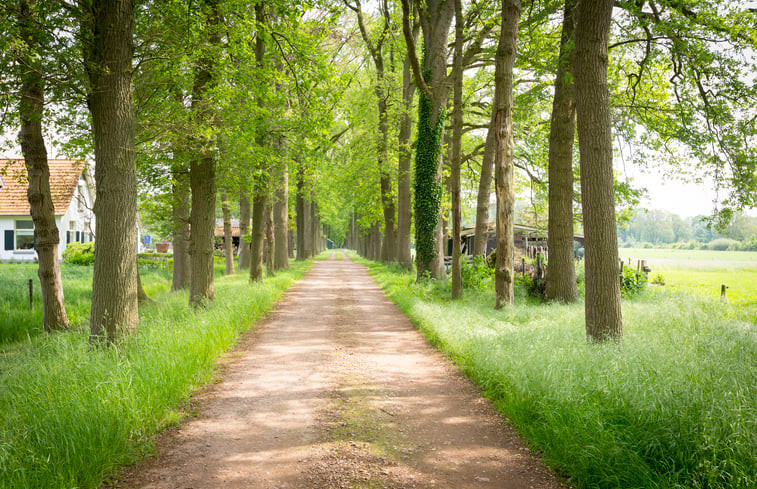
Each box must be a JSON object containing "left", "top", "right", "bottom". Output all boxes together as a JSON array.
[{"left": 0, "top": 159, "right": 86, "bottom": 216}]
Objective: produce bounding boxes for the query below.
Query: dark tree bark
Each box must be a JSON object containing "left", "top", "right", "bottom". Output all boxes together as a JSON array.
[
  {"left": 493, "top": 0, "right": 521, "bottom": 309},
  {"left": 450, "top": 0, "right": 464, "bottom": 298},
  {"left": 474, "top": 112, "right": 496, "bottom": 256},
  {"left": 221, "top": 191, "right": 235, "bottom": 275},
  {"left": 295, "top": 163, "right": 311, "bottom": 260},
  {"left": 81, "top": 0, "right": 139, "bottom": 341},
  {"left": 171, "top": 162, "right": 191, "bottom": 291},
  {"left": 574, "top": 0, "right": 623, "bottom": 341},
  {"left": 264, "top": 202, "right": 274, "bottom": 274},
  {"left": 188, "top": 0, "right": 221, "bottom": 307},
  {"left": 545, "top": 0, "right": 578, "bottom": 303},
  {"left": 397, "top": 53, "right": 416, "bottom": 270},
  {"left": 273, "top": 161, "right": 289, "bottom": 270},
  {"left": 238, "top": 188, "right": 251, "bottom": 269},
  {"left": 311, "top": 200, "right": 321, "bottom": 255},
  {"left": 18, "top": 0, "right": 69, "bottom": 332},
  {"left": 249, "top": 187, "right": 266, "bottom": 281},
  {"left": 401, "top": 0, "right": 454, "bottom": 280},
  {"left": 249, "top": 0, "right": 268, "bottom": 280}
]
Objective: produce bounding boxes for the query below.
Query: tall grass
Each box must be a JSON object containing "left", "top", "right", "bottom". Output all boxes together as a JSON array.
[
  {"left": 0, "top": 265, "right": 173, "bottom": 344},
  {"left": 353, "top": 254, "right": 757, "bottom": 489},
  {"left": 0, "top": 262, "right": 308, "bottom": 489}
]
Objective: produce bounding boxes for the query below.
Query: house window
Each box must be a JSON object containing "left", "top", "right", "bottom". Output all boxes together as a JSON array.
[{"left": 15, "top": 220, "right": 34, "bottom": 250}]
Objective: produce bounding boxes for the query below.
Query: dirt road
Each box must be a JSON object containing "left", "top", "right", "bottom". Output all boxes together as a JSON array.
[{"left": 114, "top": 254, "right": 567, "bottom": 489}]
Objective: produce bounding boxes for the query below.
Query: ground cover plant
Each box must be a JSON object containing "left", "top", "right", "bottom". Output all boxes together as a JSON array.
[
  {"left": 0, "top": 260, "right": 309, "bottom": 489},
  {"left": 351, "top": 253, "right": 757, "bottom": 489}
]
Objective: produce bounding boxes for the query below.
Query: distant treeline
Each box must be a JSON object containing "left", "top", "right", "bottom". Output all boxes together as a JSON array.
[{"left": 618, "top": 209, "right": 757, "bottom": 251}]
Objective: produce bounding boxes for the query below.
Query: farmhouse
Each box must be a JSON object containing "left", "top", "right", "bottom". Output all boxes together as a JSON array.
[{"left": 0, "top": 159, "right": 95, "bottom": 262}]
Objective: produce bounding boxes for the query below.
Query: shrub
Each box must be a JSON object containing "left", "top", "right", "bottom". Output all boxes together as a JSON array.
[
  {"left": 651, "top": 273, "right": 666, "bottom": 285},
  {"left": 460, "top": 255, "right": 493, "bottom": 291},
  {"left": 61, "top": 242, "right": 95, "bottom": 265},
  {"left": 620, "top": 266, "right": 646, "bottom": 296},
  {"left": 708, "top": 238, "right": 740, "bottom": 251},
  {"left": 742, "top": 235, "right": 757, "bottom": 251}
]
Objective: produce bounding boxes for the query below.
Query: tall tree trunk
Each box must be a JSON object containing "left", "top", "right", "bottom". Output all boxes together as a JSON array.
[
  {"left": 401, "top": 0, "right": 455, "bottom": 280},
  {"left": 493, "top": 0, "right": 521, "bottom": 309},
  {"left": 221, "top": 191, "right": 235, "bottom": 275},
  {"left": 296, "top": 164, "right": 312, "bottom": 260},
  {"left": 450, "top": 0, "right": 464, "bottom": 298},
  {"left": 311, "top": 199, "right": 320, "bottom": 255},
  {"left": 397, "top": 54, "right": 415, "bottom": 269},
  {"left": 545, "top": 0, "right": 578, "bottom": 303},
  {"left": 238, "top": 188, "right": 251, "bottom": 269},
  {"left": 249, "top": 1, "right": 268, "bottom": 281},
  {"left": 474, "top": 112, "right": 496, "bottom": 256},
  {"left": 265, "top": 202, "right": 274, "bottom": 274},
  {"left": 18, "top": 0, "right": 69, "bottom": 332},
  {"left": 273, "top": 161, "right": 289, "bottom": 270},
  {"left": 249, "top": 188, "right": 266, "bottom": 281},
  {"left": 188, "top": 0, "right": 221, "bottom": 307},
  {"left": 171, "top": 163, "right": 191, "bottom": 290},
  {"left": 82, "top": 0, "right": 138, "bottom": 341},
  {"left": 574, "top": 0, "right": 622, "bottom": 341}
]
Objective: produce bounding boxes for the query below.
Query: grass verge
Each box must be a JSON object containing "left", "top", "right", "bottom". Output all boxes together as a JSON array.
[
  {"left": 0, "top": 261, "right": 308, "bottom": 489},
  {"left": 350, "top": 253, "right": 757, "bottom": 489}
]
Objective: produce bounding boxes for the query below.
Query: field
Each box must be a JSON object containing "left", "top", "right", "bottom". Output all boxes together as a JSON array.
[
  {"left": 619, "top": 248, "right": 757, "bottom": 305},
  {"left": 353, "top": 252, "right": 757, "bottom": 489}
]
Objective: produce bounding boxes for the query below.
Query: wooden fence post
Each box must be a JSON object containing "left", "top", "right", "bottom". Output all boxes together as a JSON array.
[
  {"left": 28, "top": 279, "right": 33, "bottom": 311},
  {"left": 721, "top": 284, "right": 728, "bottom": 303}
]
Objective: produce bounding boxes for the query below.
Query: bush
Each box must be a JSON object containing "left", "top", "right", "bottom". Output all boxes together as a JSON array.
[
  {"left": 460, "top": 255, "right": 493, "bottom": 291},
  {"left": 61, "top": 242, "right": 95, "bottom": 265},
  {"left": 620, "top": 266, "right": 646, "bottom": 296},
  {"left": 742, "top": 235, "right": 757, "bottom": 251},
  {"left": 707, "top": 238, "right": 740, "bottom": 251}
]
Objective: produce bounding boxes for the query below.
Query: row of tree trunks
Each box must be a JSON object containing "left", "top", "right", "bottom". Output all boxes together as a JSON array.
[{"left": 493, "top": 0, "right": 521, "bottom": 309}]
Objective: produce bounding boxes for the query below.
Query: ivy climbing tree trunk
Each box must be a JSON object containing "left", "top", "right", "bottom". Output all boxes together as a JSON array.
[
  {"left": 493, "top": 0, "right": 521, "bottom": 309},
  {"left": 401, "top": 0, "right": 455, "bottom": 280},
  {"left": 574, "top": 0, "right": 623, "bottom": 341},
  {"left": 221, "top": 191, "right": 235, "bottom": 275},
  {"left": 18, "top": 0, "right": 69, "bottom": 332},
  {"left": 249, "top": 185, "right": 266, "bottom": 281},
  {"left": 296, "top": 162, "right": 311, "bottom": 260},
  {"left": 81, "top": 0, "right": 139, "bottom": 341},
  {"left": 265, "top": 202, "right": 274, "bottom": 274},
  {"left": 545, "top": 0, "right": 578, "bottom": 303},
  {"left": 171, "top": 161, "right": 190, "bottom": 291}
]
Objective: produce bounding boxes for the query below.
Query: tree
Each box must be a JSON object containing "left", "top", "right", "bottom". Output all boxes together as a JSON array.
[
  {"left": 574, "top": 0, "right": 622, "bottom": 341},
  {"left": 17, "top": 0, "right": 69, "bottom": 332},
  {"left": 81, "top": 0, "right": 139, "bottom": 342},
  {"left": 401, "top": 0, "right": 455, "bottom": 280},
  {"left": 188, "top": 0, "right": 222, "bottom": 306},
  {"left": 493, "top": 0, "right": 521, "bottom": 309},
  {"left": 544, "top": 0, "right": 578, "bottom": 303},
  {"left": 449, "top": 0, "right": 464, "bottom": 298}
]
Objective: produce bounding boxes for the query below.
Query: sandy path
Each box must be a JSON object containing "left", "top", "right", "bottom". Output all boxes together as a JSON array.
[{"left": 113, "top": 254, "right": 567, "bottom": 489}]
